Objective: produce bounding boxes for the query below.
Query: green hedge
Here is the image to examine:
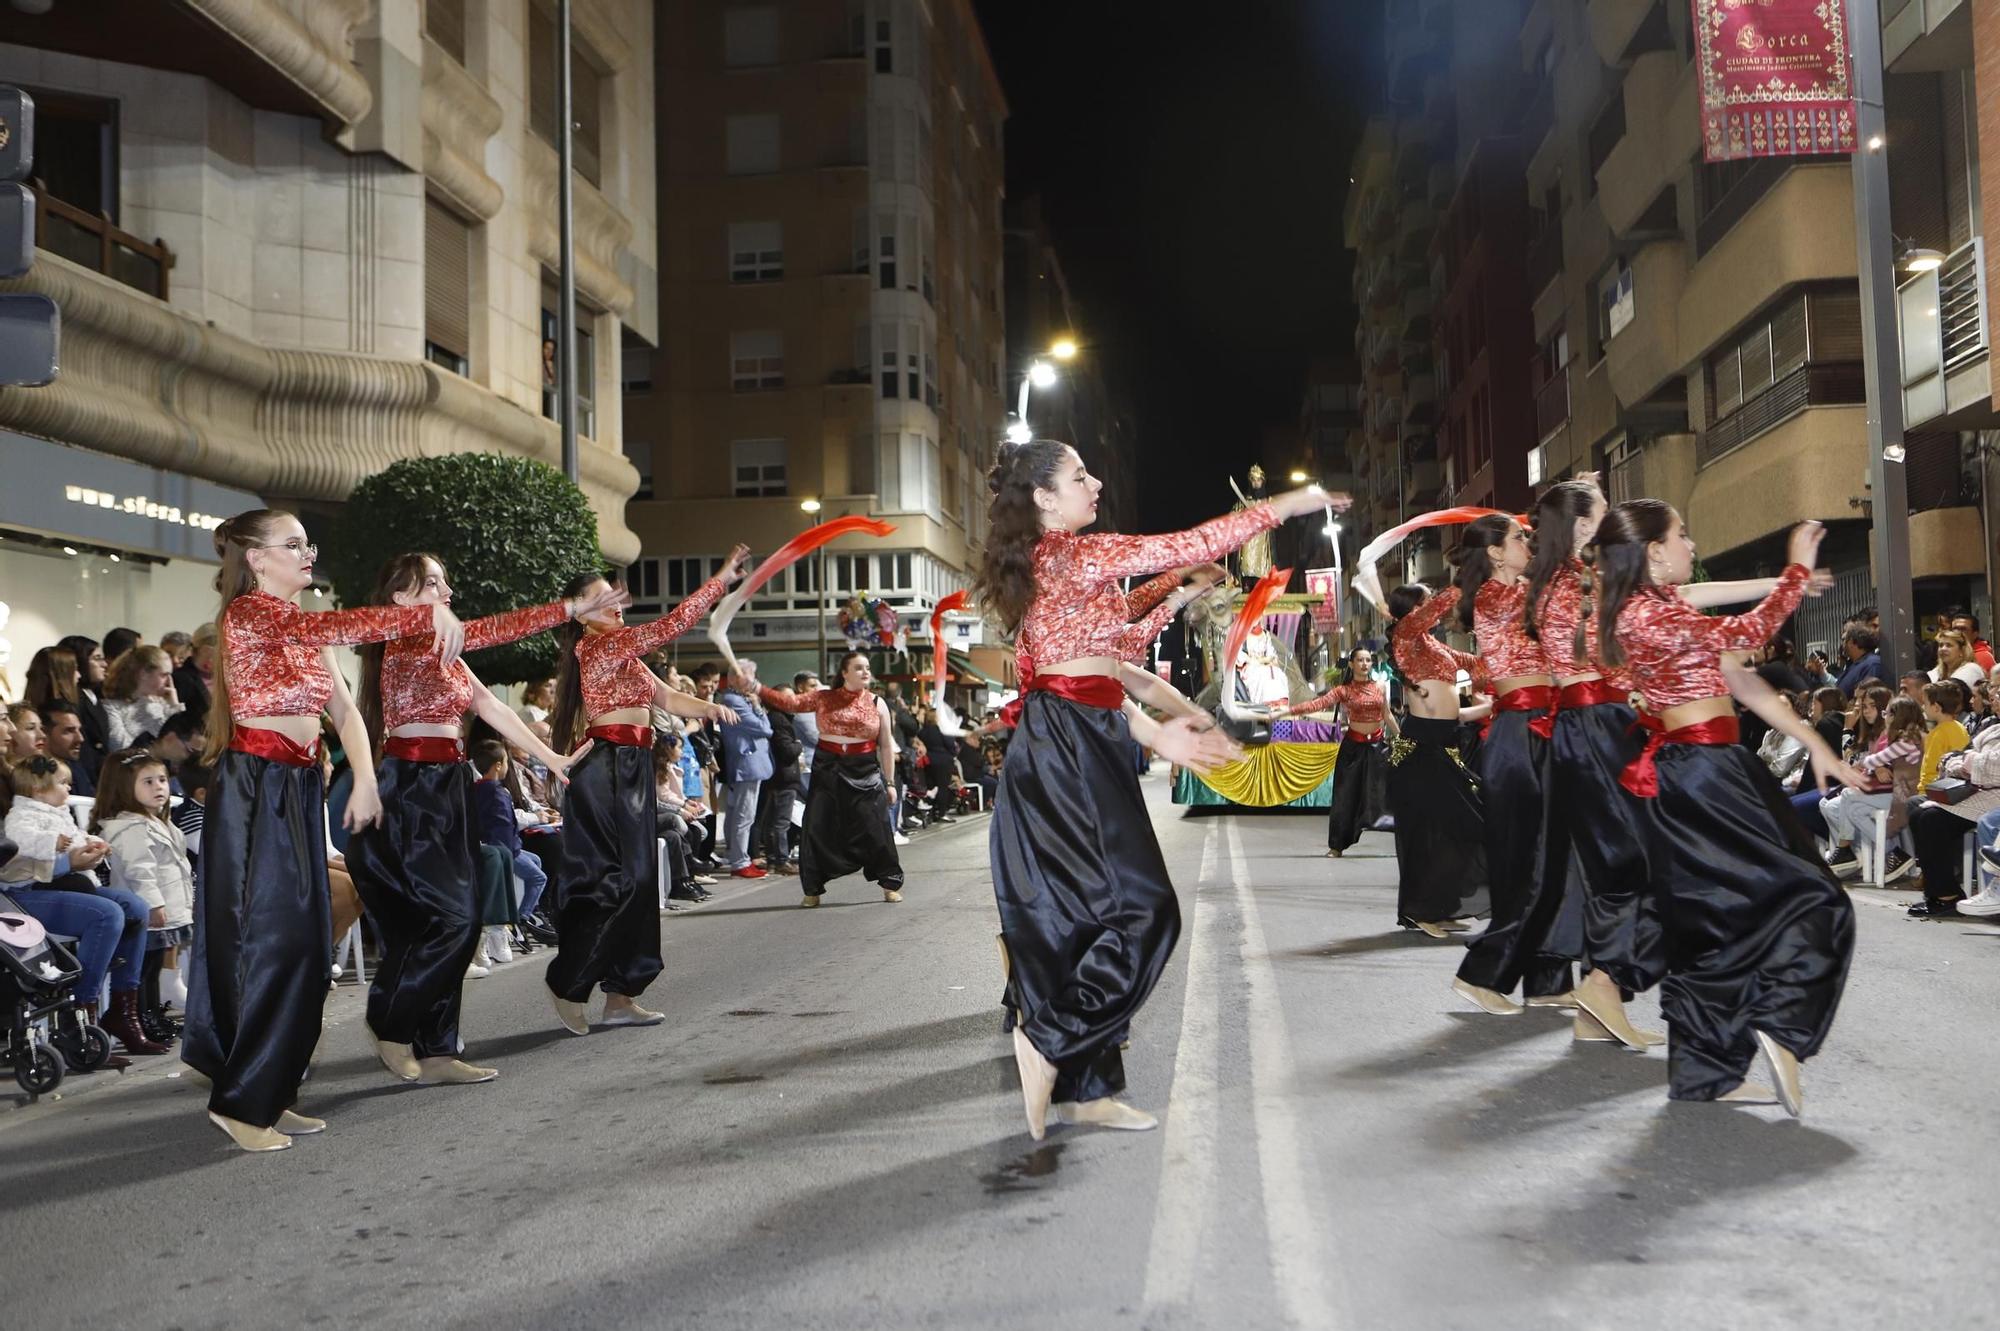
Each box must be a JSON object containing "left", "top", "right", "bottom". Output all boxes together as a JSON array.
[{"left": 325, "top": 453, "right": 604, "bottom": 684}]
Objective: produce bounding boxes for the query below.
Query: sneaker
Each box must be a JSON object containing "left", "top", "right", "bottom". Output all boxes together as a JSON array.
[
  {"left": 1880, "top": 848, "right": 1916, "bottom": 884},
  {"left": 1980, "top": 844, "right": 2000, "bottom": 873},
  {"left": 893, "top": 833, "right": 912, "bottom": 846},
  {"left": 1907, "top": 898, "right": 1959, "bottom": 919},
  {"left": 1825, "top": 845, "right": 1861, "bottom": 879},
  {"left": 464, "top": 960, "right": 491, "bottom": 979},
  {"left": 732, "top": 866, "right": 768, "bottom": 879},
  {"left": 692, "top": 875, "right": 719, "bottom": 886},
  {"left": 1957, "top": 887, "right": 2000, "bottom": 916}
]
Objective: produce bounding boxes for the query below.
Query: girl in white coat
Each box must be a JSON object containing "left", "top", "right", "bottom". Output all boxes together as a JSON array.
[{"left": 93, "top": 749, "right": 196, "bottom": 1044}]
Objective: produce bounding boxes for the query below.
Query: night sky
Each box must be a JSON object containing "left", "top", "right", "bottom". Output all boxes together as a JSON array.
[{"left": 973, "top": 1, "right": 1383, "bottom": 530}]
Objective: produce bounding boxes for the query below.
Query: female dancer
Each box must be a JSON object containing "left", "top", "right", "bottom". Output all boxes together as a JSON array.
[
  {"left": 1279, "top": 645, "right": 1391, "bottom": 857},
  {"left": 1600, "top": 505, "right": 1858, "bottom": 1113},
  {"left": 976, "top": 439, "right": 1330, "bottom": 1139},
  {"left": 544, "top": 553, "right": 749, "bottom": 1036},
  {"left": 756, "top": 652, "right": 902, "bottom": 907},
  {"left": 346, "top": 554, "right": 626, "bottom": 1084},
  {"left": 183, "top": 510, "right": 461, "bottom": 1152},
  {"left": 1355, "top": 567, "right": 1490, "bottom": 938},
  {"left": 1445, "top": 515, "right": 1585, "bottom": 1014}
]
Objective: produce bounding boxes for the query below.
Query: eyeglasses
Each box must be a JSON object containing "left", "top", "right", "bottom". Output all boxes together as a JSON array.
[{"left": 254, "top": 540, "right": 318, "bottom": 559}]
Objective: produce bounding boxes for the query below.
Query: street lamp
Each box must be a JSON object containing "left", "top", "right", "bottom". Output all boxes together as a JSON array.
[
  {"left": 1004, "top": 420, "right": 1033, "bottom": 445},
  {"left": 802, "top": 498, "right": 830, "bottom": 669},
  {"left": 1029, "top": 360, "right": 1059, "bottom": 389},
  {"left": 1049, "top": 336, "right": 1079, "bottom": 361},
  {"left": 1288, "top": 469, "right": 1310, "bottom": 484}
]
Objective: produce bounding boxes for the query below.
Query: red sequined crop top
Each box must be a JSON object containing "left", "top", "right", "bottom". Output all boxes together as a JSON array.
[
  {"left": 1015, "top": 506, "right": 1280, "bottom": 681},
  {"left": 1612, "top": 564, "right": 1809, "bottom": 710},
  {"left": 1290, "top": 680, "right": 1387, "bottom": 730},
  {"left": 380, "top": 601, "right": 572, "bottom": 730},
  {"left": 222, "top": 591, "right": 433, "bottom": 719},
  {"left": 1536, "top": 562, "right": 1635, "bottom": 692},
  {"left": 1474, "top": 579, "right": 1550, "bottom": 681},
  {"left": 575, "top": 574, "right": 731, "bottom": 717},
  {"left": 1391, "top": 591, "right": 1484, "bottom": 687},
  {"left": 759, "top": 685, "right": 883, "bottom": 742}
]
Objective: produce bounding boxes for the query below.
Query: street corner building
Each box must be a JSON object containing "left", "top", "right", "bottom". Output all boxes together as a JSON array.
[{"left": 0, "top": 0, "right": 657, "bottom": 658}]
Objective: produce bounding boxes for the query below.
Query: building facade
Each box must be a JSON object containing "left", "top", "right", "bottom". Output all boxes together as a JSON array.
[
  {"left": 0, "top": 0, "right": 656, "bottom": 664},
  {"left": 625, "top": 0, "right": 1008, "bottom": 686}
]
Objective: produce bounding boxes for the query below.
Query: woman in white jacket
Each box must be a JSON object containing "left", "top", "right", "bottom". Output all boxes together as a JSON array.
[
  {"left": 1905, "top": 718, "right": 2000, "bottom": 917},
  {"left": 93, "top": 750, "right": 195, "bottom": 1044}
]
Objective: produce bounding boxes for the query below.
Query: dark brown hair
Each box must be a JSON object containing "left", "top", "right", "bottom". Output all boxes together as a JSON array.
[
  {"left": 355, "top": 552, "right": 446, "bottom": 754},
  {"left": 23, "top": 646, "right": 79, "bottom": 710},
  {"left": 1589, "top": 500, "right": 1678, "bottom": 669},
  {"left": 972, "top": 439, "right": 1072, "bottom": 636},
  {"left": 1522, "top": 481, "right": 1601, "bottom": 660},
  {"left": 1852, "top": 684, "right": 1893, "bottom": 751},
  {"left": 89, "top": 747, "right": 169, "bottom": 832},
  {"left": 550, "top": 568, "right": 615, "bottom": 754},
  {"left": 200, "top": 509, "right": 297, "bottom": 765},
  {"left": 1448, "top": 515, "right": 1514, "bottom": 632},
  {"left": 1384, "top": 583, "right": 1431, "bottom": 678}
]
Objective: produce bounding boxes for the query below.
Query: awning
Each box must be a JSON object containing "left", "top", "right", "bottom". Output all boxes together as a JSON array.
[{"left": 947, "top": 649, "right": 1001, "bottom": 688}]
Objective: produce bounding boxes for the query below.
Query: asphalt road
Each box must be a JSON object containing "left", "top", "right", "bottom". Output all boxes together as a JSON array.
[{"left": 3, "top": 772, "right": 1996, "bottom": 1330}]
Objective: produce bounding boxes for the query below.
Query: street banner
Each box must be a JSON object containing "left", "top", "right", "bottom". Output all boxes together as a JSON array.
[{"left": 1694, "top": 0, "right": 1856, "bottom": 161}]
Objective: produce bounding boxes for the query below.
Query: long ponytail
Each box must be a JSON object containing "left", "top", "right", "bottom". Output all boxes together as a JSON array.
[
  {"left": 1589, "top": 499, "right": 1676, "bottom": 669},
  {"left": 971, "top": 439, "right": 1069, "bottom": 636},
  {"left": 1448, "top": 515, "right": 1512, "bottom": 632},
  {"left": 353, "top": 552, "right": 443, "bottom": 756},
  {"left": 1384, "top": 583, "right": 1431, "bottom": 680},
  {"left": 1522, "top": 481, "right": 1601, "bottom": 659},
  {"left": 549, "top": 569, "right": 609, "bottom": 754},
  {"left": 200, "top": 508, "right": 295, "bottom": 765}
]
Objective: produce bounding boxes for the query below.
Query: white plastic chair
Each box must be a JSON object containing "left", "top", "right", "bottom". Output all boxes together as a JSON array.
[{"left": 657, "top": 838, "right": 669, "bottom": 912}]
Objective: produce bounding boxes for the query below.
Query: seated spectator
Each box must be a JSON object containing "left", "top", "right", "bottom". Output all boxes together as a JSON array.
[
  {"left": 171, "top": 622, "right": 215, "bottom": 725},
  {"left": 1950, "top": 610, "right": 1997, "bottom": 674},
  {"left": 1921, "top": 681, "right": 1971, "bottom": 788},
  {"left": 1821, "top": 696, "right": 1925, "bottom": 881},
  {"left": 1836, "top": 626, "right": 1883, "bottom": 695},
  {"left": 147, "top": 709, "right": 205, "bottom": 792},
  {"left": 103, "top": 644, "right": 185, "bottom": 750},
  {"left": 1758, "top": 691, "right": 1810, "bottom": 791},
  {"left": 1929, "top": 629, "right": 1987, "bottom": 693},
  {"left": 93, "top": 748, "right": 193, "bottom": 1046},
  {"left": 1907, "top": 702, "right": 2000, "bottom": 917},
  {"left": 917, "top": 705, "right": 960, "bottom": 825},
  {"left": 471, "top": 737, "right": 543, "bottom": 957},
  {"left": 515, "top": 677, "right": 556, "bottom": 726},
  {"left": 100, "top": 626, "right": 141, "bottom": 664},
  {"left": 1808, "top": 686, "right": 1847, "bottom": 756},
  {"left": 23, "top": 645, "right": 81, "bottom": 718},
  {"left": 38, "top": 700, "right": 97, "bottom": 797},
  {"left": 1968, "top": 681, "right": 1999, "bottom": 738},
  {"left": 1899, "top": 671, "right": 1929, "bottom": 707},
  {"left": 172, "top": 759, "right": 208, "bottom": 870},
  {"left": 54, "top": 635, "right": 110, "bottom": 782},
  {"left": 159, "top": 630, "right": 193, "bottom": 670},
  {"left": 653, "top": 732, "right": 713, "bottom": 905},
  {"left": 980, "top": 743, "right": 1004, "bottom": 806}
]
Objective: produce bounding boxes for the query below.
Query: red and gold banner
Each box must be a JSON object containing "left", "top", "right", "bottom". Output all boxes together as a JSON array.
[{"left": 1694, "top": 0, "right": 1855, "bottom": 162}]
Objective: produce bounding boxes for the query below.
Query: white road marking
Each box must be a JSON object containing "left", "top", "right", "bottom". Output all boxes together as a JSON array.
[
  {"left": 1228, "top": 817, "right": 1343, "bottom": 1329},
  {"left": 1141, "top": 824, "right": 1226, "bottom": 1314}
]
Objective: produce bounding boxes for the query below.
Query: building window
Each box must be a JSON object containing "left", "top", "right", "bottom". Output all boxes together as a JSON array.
[
  {"left": 23, "top": 88, "right": 118, "bottom": 222},
  {"left": 529, "top": 4, "right": 604, "bottom": 187},
  {"left": 540, "top": 285, "right": 596, "bottom": 437},
  {"left": 728, "top": 220, "right": 784, "bottom": 282},
  {"left": 723, "top": 5, "right": 779, "bottom": 67},
  {"left": 879, "top": 323, "right": 900, "bottom": 398},
  {"left": 426, "top": 0, "right": 467, "bottom": 64},
  {"left": 731, "top": 330, "right": 784, "bottom": 391},
  {"left": 1598, "top": 259, "right": 1634, "bottom": 344},
  {"left": 627, "top": 557, "right": 663, "bottom": 616},
  {"left": 424, "top": 198, "right": 472, "bottom": 377},
  {"left": 904, "top": 321, "right": 921, "bottom": 400},
  {"left": 923, "top": 348, "right": 938, "bottom": 410},
  {"left": 625, "top": 437, "right": 653, "bottom": 500},
  {"left": 1701, "top": 288, "right": 1863, "bottom": 464},
  {"left": 874, "top": 15, "right": 893, "bottom": 72},
  {"left": 877, "top": 214, "right": 898, "bottom": 289},
  {"left": 664, "top": 556, "right": 718, "bottom": 599},
  {"left": 731, "top": 438, "right": 787, "bottom": 497},
  {"left": 620, "top": 333, "right": 653, "bottom": 394},
  {"left": 725, "top": 113, "right": 781, "bottom": 175}
]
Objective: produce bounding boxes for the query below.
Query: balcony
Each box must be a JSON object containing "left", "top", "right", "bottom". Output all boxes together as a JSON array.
[
  {"left": 1911, "top": 506, "right": 1984, "bottom": 579},
  {"left": 1536, "top": 365, "right": 1572, "bottom": 441},
  {"left": 1679, "top": 165, "right": 1855, "bottom": 369},
  {"left": 1398, "top": 199, "right": 1437, "bottom": 261},
  {"left": 1367, "top": 327, "right": 1402, "bottom": 375},
  {"left": 1687, "top": 403, "right": 1867, "bottom": 556},
  {"left": 1403, "top": 372, "right": 1438, "bottom": 428},
  {"left": 1405, "top": 459, "right": 1443, "bottom": 506},
  {"left": 32, "top": 189, "right": 174, "bottom": 301},
  {"left": 1885, "top": 0, "right": 1972, "bottom": 75},
  {"left": 1605, "top": 239, "right": 1689, "bottom": 408},
  {"left": 1372, "top": 394, "right": 1405, "bottom": 438},
  {"left": 1699, "top": 364, "right": 1866, "bottom": 467},
  {"left": 1899, "top": 238, "right": 1989, "bottom": 428},
  {"left": 1527, "top": 222, "right": 1564, "bottom": 301},
  {"left": 1597, "top": 52, "right": 1700, "bottom": 240},
  {"left": 1589, "top": 0, "right": 1668, "bottom": 67},
  {"left": 1401, "top": 284, "right": 1435, "bottom": 334}
]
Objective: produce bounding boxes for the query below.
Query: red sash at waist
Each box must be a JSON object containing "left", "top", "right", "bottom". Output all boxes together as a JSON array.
[
  {"left": 1000, "top": 673, "right": 1127, "bottom": 728},
  {"left": 818, "top": 736, "right": 878, "bottom": 756},
  {"left": 586, "top": 723, "right": 653, "bottom": 749},
  {"left": 1493, "top": 684, "right": 1559, "bottom": 740},
  {"left": 1619, "top": 715, "right": 1741, "bottom": 798},
  {"left": 383, "top": 735, "right": 465, "bottom": 764},
  {"left": 1343, "top": 729, "right": 1382, "bottom": 744},
  {"left": 1559, "top": 678, "right": 1628, "bottom": 710},
  {"left": 229, "top": 726, "right": 320, "bottom": 768}
]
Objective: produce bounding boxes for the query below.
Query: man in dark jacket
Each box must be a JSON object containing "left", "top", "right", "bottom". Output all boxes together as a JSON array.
[
  {"left": 917, "top": 706, "right": 959, "bottom": 823},
  {"left": 755, "top": 685, "right": 805, "bottom": 872}
]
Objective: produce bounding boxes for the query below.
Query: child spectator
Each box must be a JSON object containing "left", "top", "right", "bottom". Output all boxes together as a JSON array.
[
  {"left": 471, "top": 737, "right": 537, "bottom": 963},
  {"left": 1822, "top": 696, "right": 1926, "bottom": 882},
  {"left": 1922, "top": 681, "right": 1971, "bottom": 789},
  {"left": 93, "top": 748, "right": 194, "bottom": 1046}
]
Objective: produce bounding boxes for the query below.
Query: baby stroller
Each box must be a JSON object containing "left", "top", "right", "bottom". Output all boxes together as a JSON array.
[{"left": 0, "top": 881, "right": 117, "bottom": 1094}]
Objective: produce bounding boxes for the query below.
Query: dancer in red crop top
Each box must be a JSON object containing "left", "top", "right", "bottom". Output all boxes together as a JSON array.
[
  {"left": 344, "top": 553, "right": 627, "bottom": 1085},
  {"left": 974, "top": 439, "right": 1336, "bottom": 1139},
  {"left": 540, "top": 551, "right": 749, "bottom": 1036},
  {"left": 1279, "top": 645, "right": 1393, "bottom": 857},
  {"left": 1355, "top": 542, "right": 1492, "bottom": 938},
  {"left": 1447, "top": 514, "right": 1586, "bottom": 1017},
  {"left": 1599, "top": 504, "right": 1860, "bottom": 1115},
  {"left": 181, "top": 510, "right": 462, "bottom": 1153}
]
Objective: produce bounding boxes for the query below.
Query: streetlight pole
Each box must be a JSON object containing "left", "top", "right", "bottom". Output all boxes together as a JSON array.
[
  {"left": 556, "top": 0, "right": 579, "bottom": 484},
  {"left": 802, "top": 499, "right": 827, "bottom": 674},
  {"left": 1849, "top": 0, "right": 1916, "bottom": 676}
]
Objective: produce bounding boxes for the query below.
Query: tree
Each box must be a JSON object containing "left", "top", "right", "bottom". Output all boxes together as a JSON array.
[{"left": 325, "top": 453, "right": 604, "bottom": 684}]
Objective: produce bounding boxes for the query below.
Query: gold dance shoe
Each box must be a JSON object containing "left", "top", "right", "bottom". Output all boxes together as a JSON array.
[
  {"left": 1451, "top": 977, "right": 1523, "bottom": 1016},
  {"left": 1416, "top": 921, "right": 1453, "bottom": 939},
  {"left": 1439, "top": 917, "right": 1475, "bottom": 933},
  {"left": 1053, "top": 1099, "right": 1158, "bottom": 1131},
  {"left": 1572, "top": 986, "right": 1655, "bottom": 1051},
  {"left": 1573, "top": 1009, "right": 1665, "bottom": 1046},
  {"left": 1012, "top": 1025, "right": 1057, "bottom": 1142},
  {"left": 1325, "top": 849, "right": 1343, "bottom": 859},
  {"left": 1753, "top": 1030, "right": 1803, "bottom": 1118},
  {"left": 800, "top": 894, "right": 820, "bottom": 908},
  {"left": 1718, "top": 1080, "right": 1780, "bottom": 1105},
  {"left": 276, "top": 1109, "right": 326, "bottom": 1135},
  {"left": 371, "top": 1033, "right": 421, "bottom": 1081},
  {"left": 208, "top": 1111, "right": 291, "bottom": 1152},
  {"left": 1526, "top": 991, "right": 1579, "bottom": 1009},
  {"left": 550, "top": 991, "right": 591, "bottom": 1036},
  {"left": 418, "top": 1057, "right": 499, "bottom": 1084},
  {"left": 600, "top": 1000, "right": 665, "bottom": 1028},
  {"left": 883, "top": 888, "right": 904, "bottom": 903},
  {"left": 995, "top": 934, "right": 1011, "bottom": 982}
]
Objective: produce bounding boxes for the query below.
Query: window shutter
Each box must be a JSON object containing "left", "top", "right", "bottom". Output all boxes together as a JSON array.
[
  {"left": 426, "top": 0, "right": 467, "bottom": 63},
  {"left": 425, "top": 199, "right": 470, "bottom": 361},
  {"left": 1771, "top": 295, "right": 1808, "bottom": 379}
]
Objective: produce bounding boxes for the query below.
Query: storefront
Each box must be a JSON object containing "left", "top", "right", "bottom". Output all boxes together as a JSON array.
[{"left": 0, "top": 430, "right": 266, "bottom": 675}]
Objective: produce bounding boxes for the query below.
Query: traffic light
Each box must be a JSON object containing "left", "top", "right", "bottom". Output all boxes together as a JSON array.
[{"left": 0, "top": 85, "right": 60, "bottom": 388}]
